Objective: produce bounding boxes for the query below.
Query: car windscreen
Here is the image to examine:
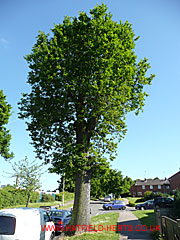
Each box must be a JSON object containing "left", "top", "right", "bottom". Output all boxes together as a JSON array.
[
  {"left": 0, "top": 216, "right": 16, "bottom": 235},
  {"left": 49, "top": 211, "right": 64, "bottom": 217}
]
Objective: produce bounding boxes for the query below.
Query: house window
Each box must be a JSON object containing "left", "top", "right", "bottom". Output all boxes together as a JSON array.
[
  {"left": 150, "top": 185, "right": 153, "bottom": 189},
  {"left": 138, "top": 192, "right": 142, "bottom": 196},
  {"left": 158, "top": 185, "right": 161, "bottom": 189},
  {"left": 166, "top": 185, "right": 170, "bottom": 189},
  {"left": 142, "top": 185, "right": 145, "bottom": 190}
]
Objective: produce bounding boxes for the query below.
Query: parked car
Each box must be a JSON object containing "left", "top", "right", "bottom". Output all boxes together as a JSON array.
[
  {"left": 104, "top": 196, "right": 112, "bottom": 202},
  {"left": 40, "top": 206, "right": 56, "bottom": 212},
  {"left": 103, "top": 200, "right": 126, "bottom": 210},
  {"left": 49, "top": 209, "right": 72, "bottom": 233},
  {"left": 135, "top": 200, "right": 154, "bottom": 210},
  {"left": 0, "top": 208, "right": 55, "bottom": 240},
  {"left": 154, "top": 197, "right": 174, "bottom": 208}
]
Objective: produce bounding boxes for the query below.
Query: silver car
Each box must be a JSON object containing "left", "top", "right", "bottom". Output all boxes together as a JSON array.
[{"left": 104, "top": 196, "right": 112, "bottom": 202}]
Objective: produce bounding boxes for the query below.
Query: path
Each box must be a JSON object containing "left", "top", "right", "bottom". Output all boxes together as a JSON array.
[{"left": 117, "top": 207, "right": 152, "bottom": 240}]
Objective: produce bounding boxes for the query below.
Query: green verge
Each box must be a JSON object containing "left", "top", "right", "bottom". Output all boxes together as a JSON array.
[
  {"left": 59, "top": 204, "right": 73, "bottom": 210},
  {"left": 7, "top": 201, "right": 60, "bottom": 208},
  {"left": 64, "top": 212, "right": 120, "bottom": 240},
  {"left": 133, "top": 210, "right": 155, "bottom": 229}
]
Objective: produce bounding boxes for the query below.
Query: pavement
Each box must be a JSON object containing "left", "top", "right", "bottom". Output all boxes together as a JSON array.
[{"left": 117, "top": 208, "right": 152, "bottom": 240}]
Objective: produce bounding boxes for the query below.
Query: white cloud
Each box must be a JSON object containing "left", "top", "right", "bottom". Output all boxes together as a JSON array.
[{"left": 0, "top": 38, "right": 8, "bottom": 47}]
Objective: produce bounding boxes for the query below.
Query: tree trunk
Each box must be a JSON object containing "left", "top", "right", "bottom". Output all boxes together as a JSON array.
[
  {"left": 26, "top": 193, "right": 30, "bottom": 207},
  {"left": 70, "top": 170, "right": 91, "bottom": 233}
]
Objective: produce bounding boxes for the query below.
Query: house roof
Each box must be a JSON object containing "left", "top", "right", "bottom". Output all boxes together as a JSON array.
[
  {"left": 134, "top": 179, "right": 170, "bottom": 186},
  {"left": 168, "top": 171, "right": 180, "bottom": 180}
]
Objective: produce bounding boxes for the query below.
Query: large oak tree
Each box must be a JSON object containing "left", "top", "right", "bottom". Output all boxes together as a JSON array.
[{"left": 19, "top": 4, "right": 155, "bottom": 230}]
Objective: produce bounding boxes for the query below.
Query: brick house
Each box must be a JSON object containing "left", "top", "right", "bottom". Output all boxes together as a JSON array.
[
  {"left": 130, "top": 178, "right": 171, "bottom": 197},
  {"left": 168, "top": 171, "right": 180, "bottom": 192}
]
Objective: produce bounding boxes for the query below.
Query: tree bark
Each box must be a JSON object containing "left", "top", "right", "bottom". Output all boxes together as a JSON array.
[
  {"left": 70, "top": 170, "right": 91, "bottom": 233},
  {"left": 26, "top": 193, "right": 30, "bottom": 207}
]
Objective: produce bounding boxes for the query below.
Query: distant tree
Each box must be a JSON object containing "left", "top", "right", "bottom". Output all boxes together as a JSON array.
[
  {"left": 19, "top": 3, "right": 155, "bottom": 229},
  {"left": 0, "top": 90, "right": 13, "bottom": 159},
  {"left": 11, "top": 157, "right": 43, "bottom": 207},
  {"left": 154, "top": 177, "right": 160, "bottom": 180},
  {"left": 121, "top": 176, "right": 134, "bottom": 196}
]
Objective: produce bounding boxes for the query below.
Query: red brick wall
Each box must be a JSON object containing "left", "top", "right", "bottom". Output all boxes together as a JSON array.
[
  {"left": 169, "top": 172, "right": 180, "bottom": 191},
  {"left": 130, "top": 184, "right": 170, "bottom": 197}
]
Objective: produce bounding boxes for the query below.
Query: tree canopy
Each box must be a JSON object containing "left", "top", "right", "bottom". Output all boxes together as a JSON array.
[
  {"left": 11, "top": 156, "right": 43, "bottom": 207},
  {"left": 0, "top": 90, "right": 13, "bottom": 160},
  {"left": 19, "top": 3, "right": 155, "bottom": 228},
  {"left": 19, "top": 4, "right": 154, "bottom": 174}
]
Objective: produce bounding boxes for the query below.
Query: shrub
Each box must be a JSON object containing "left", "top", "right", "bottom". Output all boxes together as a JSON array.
[
  {"left": 174, "top": 189, "right": 180, "bottom": 218},
  {"left": 61, "top": 191, "right": 74, "bottom": 201},
  {"left": 55, "top": 194, "right": 62, "bottom": 201},
  {"left": 128, "top": 201, "right": 136, "bottom": 207},
  {"left": 30, "top": 191, "right": 40, "bottom": 203},
  {"left": 0, "top": 186, "right": 40, "bottom": 209},
  {"left": 144, "top": 191, "right": 154, "bottom": 201},
  {"left": 41, "top": 194, "right": 54, "bottom": 202},
  {"left": 153, "top": 192, "right": 164, "bottom": 198},
  {"left": 135, "top": 198, "right": 145, "bottom": 203}
]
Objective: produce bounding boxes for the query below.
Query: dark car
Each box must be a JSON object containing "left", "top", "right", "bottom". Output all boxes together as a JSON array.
[
  {"left": 103, "top": 200, "right": 126, "bottom": 210},
  {"left": 135, "top": 200, "right": 154, "bottom": 210},
  {"left": 154, "top": 197, "right": 174, "bottom": 208},
  {"left": 49, "top": 210, "right": 72, "bottom": 233}
]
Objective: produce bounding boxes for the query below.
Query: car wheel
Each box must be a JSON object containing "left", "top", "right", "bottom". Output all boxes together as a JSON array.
[
  {"left": 108, "top": 206, "right": 112, "bottom": 210},
  {"left": 140, "top": 207, "right": 145, "bottom": 210},
  {"left": 122, "top": 206, "right": 126, "bottom": 210}
]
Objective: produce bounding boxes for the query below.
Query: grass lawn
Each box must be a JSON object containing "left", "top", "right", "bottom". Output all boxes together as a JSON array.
[
  {"left": 59, "top": 204, "right": 73, "bottom": 210},
  {"left": 64, "top": 212, "right": 120, "bottom": 240},
  {"left": 133, "top": 210, "right": 155, "bottom": 228},
  {"left": 7, "top": 201, "right": 61, "bottom": 209}
]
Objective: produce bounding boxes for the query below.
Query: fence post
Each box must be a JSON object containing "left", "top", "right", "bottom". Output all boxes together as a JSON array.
[{"left": 155, "top": 207, "right": 162, "bottom": 237}]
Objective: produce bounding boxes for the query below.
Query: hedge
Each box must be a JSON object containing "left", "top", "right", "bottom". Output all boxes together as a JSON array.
[{"left": 0, "top": 185, "right": 40, "bottom": 209}]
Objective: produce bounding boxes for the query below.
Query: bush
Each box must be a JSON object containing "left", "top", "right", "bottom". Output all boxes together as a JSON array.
[
  {"left": 30, "top": 191, "right": 40, "bottom": 203},
  {"left": 153, "top": 192, "right": 164, "bottom": 198},
  {"left": 41, "top": 194, "right": 54, "bottom": 202},
  {"left": 55, "top": 194, "right": 62, "bottom": 201},
  {"left": 144, "top": 191, "right": 154, "bottom": 201},
  {"left": 135, "top": 198, "right": 145, "bottom": 203},
  {"left": 0, "top": 186, "right": 40, "bottom": 209},
  {"left": 174, "top": 189, "right": 180, "bottom": 218},
  {"left": 128, "top": 201, "right": 136, "bottom": 207},
  {"left": 61, "top": 191, "right": 74, "bottom": 201}
]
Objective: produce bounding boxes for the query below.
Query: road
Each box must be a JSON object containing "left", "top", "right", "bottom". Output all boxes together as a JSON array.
[{"left": 90, "top": 199, "right": 128, "bottom": 217}]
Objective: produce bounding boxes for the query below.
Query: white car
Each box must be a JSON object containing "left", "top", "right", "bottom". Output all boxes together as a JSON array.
[
  {"left": 104, "top": 196, "right": 112, "bottom": 202},
  {"left": 0, "top": 208, "right": 55, "bottom": 240}
]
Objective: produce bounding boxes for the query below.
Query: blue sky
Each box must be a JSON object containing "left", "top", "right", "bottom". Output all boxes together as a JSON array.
[{"left": 0, "top": 0, "right": 180, "bottom": 191}]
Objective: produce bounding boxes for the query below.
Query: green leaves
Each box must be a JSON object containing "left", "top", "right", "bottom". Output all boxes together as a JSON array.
[
  {"left": 19, "top": 3, "right": 155, "bottom": 174},
  {"left": 0, "top": 90, "right": 13, "bottom": 160},
  {"left": 11, "top": 156, "right": 43, "bottom": 192}
]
